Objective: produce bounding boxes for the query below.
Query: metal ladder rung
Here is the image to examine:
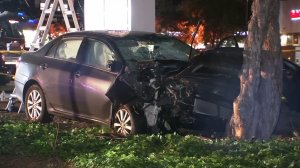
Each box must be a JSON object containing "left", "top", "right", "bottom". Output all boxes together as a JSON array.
[
  {"left": 45, "top": 9, "right": 52, "bottom": 14},
  {"left": 63, "top": 10, "right": 73, "bottom": 15},
  {"left": 39, "top": 26, "right": 47, "bottom": 31},
  {"left": 69, "top": 28, "right": 79, "bottom": 32},
  {"left": 31, "top": 42, "right": 40, "bottom": 47},
  {"left": 30, "top": 43, "right": 40, "bottom": 49},
  {"left": 30, "top": 0, "right": 80, "bottom": 51}
]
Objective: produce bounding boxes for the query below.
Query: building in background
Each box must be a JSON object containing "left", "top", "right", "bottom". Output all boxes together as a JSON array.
[
  {"left": 84, "top": 0, "right": 155, "bottom": 32},
  {"left": 280, "top": 0, "right": 300, "bottom": 65}
]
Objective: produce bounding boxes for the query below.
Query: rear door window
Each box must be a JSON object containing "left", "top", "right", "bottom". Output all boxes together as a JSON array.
[
  {"left": 55, "top": 38, "right": 83, "bottom": 62},
  {"left": 45, "top": 41, "right": 59, "bottom": 58}
]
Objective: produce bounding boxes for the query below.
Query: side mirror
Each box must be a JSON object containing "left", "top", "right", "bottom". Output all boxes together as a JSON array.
[{"left": 107, "top": 60, "right": 123, "bottom": 72}]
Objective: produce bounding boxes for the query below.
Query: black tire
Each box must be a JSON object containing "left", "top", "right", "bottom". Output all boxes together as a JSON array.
[
  {"left": 25, "top": 85, "right": 51, "bottom": 122},
  {"left": 112, "top": 105, "right": 145, "bottom": 137},
  {"left": 273, "top": 103, "right": 293, "bottom": 136}
]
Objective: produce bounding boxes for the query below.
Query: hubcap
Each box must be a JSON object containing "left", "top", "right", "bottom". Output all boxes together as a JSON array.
[
  {"left": 114, "top": 108, "right": 132, "bottom": 136},
  {"left": 27, "top": 90, "right": 42, "bottom": 120}
]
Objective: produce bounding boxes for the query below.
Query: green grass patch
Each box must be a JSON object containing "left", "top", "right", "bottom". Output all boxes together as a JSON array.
[{"left": 0, "top": 120, "right": 299, "bottom": 168}]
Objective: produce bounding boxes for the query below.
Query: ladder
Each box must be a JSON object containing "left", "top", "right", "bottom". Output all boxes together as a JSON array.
[{"left": 29, "top": 0, "right": 80, "bottom": 51}]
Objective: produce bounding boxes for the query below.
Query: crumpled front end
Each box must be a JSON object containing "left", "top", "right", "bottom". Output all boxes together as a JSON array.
[{"left": 106, "top": 58, "right": 237, "bottom": 132}]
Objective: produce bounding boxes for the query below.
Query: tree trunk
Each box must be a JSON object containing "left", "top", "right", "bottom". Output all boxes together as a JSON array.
[{"left": 229, "top": 0, "right": 282, "bottom": 140}]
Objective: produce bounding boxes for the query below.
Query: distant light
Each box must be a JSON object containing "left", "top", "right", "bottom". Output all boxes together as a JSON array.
[
  {"left": 234, "top": 31, "right": 248, "bottom": 36},
  {"left": 195, "top": 43, "right": 206, "bottom": 49},
  {"left": 290, "top": 9, "right": 300, "bottom": 21},
  {"left": 28, "top": 19, "right": 36, "bottom": 23},
  {"left": 281, "top": 34, "right": 288, "bottom": 46},
  {"left": 18, "top": 12, "right": 24, "bottom": 16},
  {"left": 23, "top": 30, "right": 36, "bottom": 48},
  {"left": 8, "top": 20, "right": 19, "bottom": 24},
  {"left": 165, "top": 31, "right": 182, "bottom": 37}
]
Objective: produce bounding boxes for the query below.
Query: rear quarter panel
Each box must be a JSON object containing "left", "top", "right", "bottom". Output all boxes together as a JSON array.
[{"left": 14, "top": 53, "right": 40, "bottom": 101}]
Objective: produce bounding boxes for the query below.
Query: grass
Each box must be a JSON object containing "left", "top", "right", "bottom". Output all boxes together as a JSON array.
[{"left": 0, "top": 119, "right": 299, "bottom": 168}]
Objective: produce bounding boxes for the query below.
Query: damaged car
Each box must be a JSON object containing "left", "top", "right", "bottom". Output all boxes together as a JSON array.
[
  {"left": 14, "top": 31, "right": 300, "bottom": 137},
  {"left": 15, "top": 31, "right": 200, "bottom": 136}
]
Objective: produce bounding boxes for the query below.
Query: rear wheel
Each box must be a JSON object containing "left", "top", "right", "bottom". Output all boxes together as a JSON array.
[
  {"left": 113, "top": 105, "right": 144, "bottom": 137},
  {"left": 273, "top": 103, "right": 293, "bottom": 136},
  {"left": 25, "top": 85, "right": 50, "bottom": 122}
]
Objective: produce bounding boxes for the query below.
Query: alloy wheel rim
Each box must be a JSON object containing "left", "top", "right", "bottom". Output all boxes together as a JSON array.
[
  {"left": 114, "top": 108, "right": 132, "bottom": 136},
  {"left": 27, "top": 90, "right": 42, "bottom": 120}
]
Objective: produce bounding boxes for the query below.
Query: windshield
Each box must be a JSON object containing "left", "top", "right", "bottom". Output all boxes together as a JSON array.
[{"left": 114, "top": 34, "right": 199, "bottom": 62}]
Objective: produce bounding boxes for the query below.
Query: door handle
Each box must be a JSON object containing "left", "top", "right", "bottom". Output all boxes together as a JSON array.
[
  {"left": 40, "top": 63, "right": 48, "bottom": 70},
  {"left": 75, "top": 71, "right": 80, "bottom": 78}
]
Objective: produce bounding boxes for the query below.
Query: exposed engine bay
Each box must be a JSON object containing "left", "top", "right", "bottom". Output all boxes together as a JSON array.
[{"left": 133, "top": 60, "right": 194, "bottom": 132}]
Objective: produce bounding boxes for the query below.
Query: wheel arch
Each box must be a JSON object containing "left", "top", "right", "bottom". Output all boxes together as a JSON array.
[
  {"left": 23, "top": 79, "right": 42, "bottom": 102},
  {"left": 109, "top": 101, "right": 144, "bottom": 125},
  {"left": 110, "top": 102, "right": 147, "bottom": 135},
  {"left": 23, "top": 79, "right": 52, "bottom": 123}
]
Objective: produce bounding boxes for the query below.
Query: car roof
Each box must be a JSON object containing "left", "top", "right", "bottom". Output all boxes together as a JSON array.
[
  {"left": 62, "top": 30, "right": 158, "bottom": 39},
  {"left": 34, "top": 30, "right": 163, "bottom": 56}
]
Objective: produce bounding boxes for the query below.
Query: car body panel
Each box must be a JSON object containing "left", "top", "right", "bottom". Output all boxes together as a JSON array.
[
  {"left": 15, "top": 31, "right": 132, "bottom": 125},
  {"left": 72, "top": 64, "right": 117, "bottom": 123},
  {"left": 40, "top": 58, "right": 80, "bottom": 113}
]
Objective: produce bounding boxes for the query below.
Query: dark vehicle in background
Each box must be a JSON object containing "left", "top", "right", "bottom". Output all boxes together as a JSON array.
[
  {"left": 0, "top": 53, "right": 11, "bottom": 85},
  {"left": 14, "top": 32, "right": 300, "bottom": 137},
  {"left": 0, "top": 11, "right": 25, "bottom": 50},
  {"left": 197, "top": 35, "right": 300, "bottom": 113},
  {"left": 0, "top": 11, "right": 26, "bottom": 85}
]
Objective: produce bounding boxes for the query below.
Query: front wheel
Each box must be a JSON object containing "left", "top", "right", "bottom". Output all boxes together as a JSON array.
[
  {"left": 113, "top": 105, "right": 144, "bottom": 137},
  {"left": 273, "top": 103, "right": 293, "bottom": 136},
  {"left": 25, "top": 84, "right": 50, "bottom": 122}
]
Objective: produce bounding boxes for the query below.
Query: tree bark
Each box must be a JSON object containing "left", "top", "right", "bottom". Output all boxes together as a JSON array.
[{"left": 229, "top": 0, "right": 282, "bottom": 140}]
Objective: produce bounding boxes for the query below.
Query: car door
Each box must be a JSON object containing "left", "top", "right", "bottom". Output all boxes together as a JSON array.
[
  {"left": 282, "top": 59, "right": 300, "bottom": 111},
  {"left": 40, "top": 37, "right": 83, "bottom": 114},
  {"left": 72, "top": 38, "right": 119, "bottom": 123}
]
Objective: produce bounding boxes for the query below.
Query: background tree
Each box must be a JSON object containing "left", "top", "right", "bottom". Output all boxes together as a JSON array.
[
  {"left": 156, "top": 0, "right": 246, "bottom": 46},
  {"left": 230, "top": 0, "right": 282, "bottom": 140},
  {"left": 155, "top": 0, "right": 183, "bottom": 32},
  {"left": 181, "top": 0, "right": 246, "bottom": 46}
]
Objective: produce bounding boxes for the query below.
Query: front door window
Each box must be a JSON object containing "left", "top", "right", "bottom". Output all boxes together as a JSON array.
[{"left": 83, "top": 39, "right": 115, "bottom": 69}]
